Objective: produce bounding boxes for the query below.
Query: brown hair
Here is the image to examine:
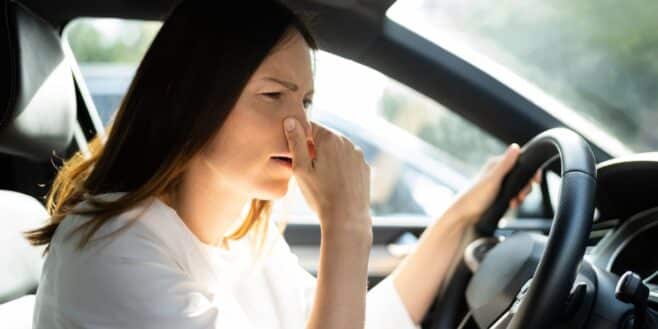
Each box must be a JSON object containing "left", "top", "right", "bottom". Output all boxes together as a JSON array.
[{"left": 26, "top": 0, "right": 317, "bottom": 251}]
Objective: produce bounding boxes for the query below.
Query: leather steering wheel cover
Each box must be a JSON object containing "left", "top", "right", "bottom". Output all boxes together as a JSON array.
[
  {"left": 472, "top": 127, "right": 597, "bottom": 329},
  {"left": 510, "top": 171, "right": 595, "bottom": 328},
  {"left": 477, "top": 127, "right": 596, "bottom": 236}
]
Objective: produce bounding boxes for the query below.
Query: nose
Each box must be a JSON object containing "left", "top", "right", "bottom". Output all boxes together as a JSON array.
[{"left": 287, "top": 107, "right": 312, "bottom": 140}]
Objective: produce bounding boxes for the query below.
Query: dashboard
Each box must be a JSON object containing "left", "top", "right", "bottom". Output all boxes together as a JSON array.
[
  {"left": 589, "top": 207, "right": 658, "bottom": 306},
  {"left": 578, "top": 153, "right": 658, "bottom": 308}
]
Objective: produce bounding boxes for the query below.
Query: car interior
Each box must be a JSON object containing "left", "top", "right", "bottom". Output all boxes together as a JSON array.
[{"left": 1, "top": 0, "right": 657, "bottom": 328}]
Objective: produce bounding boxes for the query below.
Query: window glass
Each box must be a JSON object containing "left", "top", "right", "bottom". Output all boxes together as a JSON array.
[
  {"left": 65, "top": 18, "right": 159, "bottom": 124},
  {"left": 389, "top": 0, "right": 658, "bottom": 153}
]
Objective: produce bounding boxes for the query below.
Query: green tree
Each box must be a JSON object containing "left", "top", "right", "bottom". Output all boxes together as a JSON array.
[
  {"left": 416, "top": 0, "right": 658, "bottom": 151},
  {"left": 66, "top": 19, "right": 160, "bottom": 63}
]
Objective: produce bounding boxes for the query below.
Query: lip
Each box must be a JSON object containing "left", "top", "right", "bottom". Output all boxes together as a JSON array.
[
  {"left": 271, "top": 157, "right": 293, "bottom": 169},
  {"left": 270, "top": 154, "right": 293, "bottom": 169},
  {"left": 270, "top": 153, "right": 292, "bottom": 159}
]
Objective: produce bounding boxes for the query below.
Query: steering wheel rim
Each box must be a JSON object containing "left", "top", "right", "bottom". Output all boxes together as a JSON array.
[{"left": 430, "top": 128, "right": 597, "bottom": 329}]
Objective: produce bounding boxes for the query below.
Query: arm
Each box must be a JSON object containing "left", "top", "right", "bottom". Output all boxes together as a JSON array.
[
  {"left": 283, "top": 118, "right": 373, "bottom": 329},
  {"left": 390, "top": 144, "right": 540, "bottom": 324},
  {"left": 306, "top": 223, "right": 372, "bottom": 329},
  {"left": 389, "top": 209, "right": 469, "bottom": 324},
  {"left": 267, "top": 217, "right": 420, "bottom": 329}
]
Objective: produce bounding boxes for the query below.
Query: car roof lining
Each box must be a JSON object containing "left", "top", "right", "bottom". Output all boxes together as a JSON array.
[
  {"left": 16, "top": 1, "right": 393, "bottom": 40},
  {"left": 17, "top": 0, "right": 396, "bottom": 65},
  {"left": 13, "top": 0, "right": 613, "bottom": 162}
]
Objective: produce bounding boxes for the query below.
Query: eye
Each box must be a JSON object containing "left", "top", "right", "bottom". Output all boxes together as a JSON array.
[
  {"left": 303, "top": 98, "right": 313, "bottom": 109},
  {"left": 262, "top": 92, "right": 283, "bottom": 100}
]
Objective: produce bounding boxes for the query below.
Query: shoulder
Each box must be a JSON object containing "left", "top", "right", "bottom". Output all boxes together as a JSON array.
[
  {"left": 52, "top": 193, "right": 198, "bottom": 262},
  {"left": 38, "top": 195, "right": 215, "bottom": 325}
]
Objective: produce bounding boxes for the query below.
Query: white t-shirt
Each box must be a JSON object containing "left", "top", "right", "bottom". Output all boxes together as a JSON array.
[{"left": 32, "top": 193, "right": 419, "bottom": 329}]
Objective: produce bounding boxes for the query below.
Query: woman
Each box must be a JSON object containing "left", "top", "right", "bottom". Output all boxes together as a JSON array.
[{"left": 28, "top": 0, "right": 537, "bottom": 328}]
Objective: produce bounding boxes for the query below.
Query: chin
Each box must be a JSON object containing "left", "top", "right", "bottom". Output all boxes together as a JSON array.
[{"left": 253, "top": 181, "right": 290, "bottom": 200}]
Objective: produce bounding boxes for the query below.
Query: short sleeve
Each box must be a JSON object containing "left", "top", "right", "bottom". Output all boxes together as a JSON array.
[
  {"left": 36, "top": 226, "right": 261, "bottom": 329},
  {"left": 85, "top": 254, "right": 253, "bottom": 329},
  {"left": 263, "top": 221, "right": 420, "bottom": 329},
  {"left": 365, "top": 277, "right": 421, "bottom": 329}
]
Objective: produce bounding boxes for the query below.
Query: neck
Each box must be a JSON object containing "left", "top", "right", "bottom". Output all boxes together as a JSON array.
[{"left": 166, "top": 157, "right": 250, "bottom": 247}]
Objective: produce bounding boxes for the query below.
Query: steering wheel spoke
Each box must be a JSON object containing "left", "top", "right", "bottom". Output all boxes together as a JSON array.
[
  {"left": 464, "top": 237, "right": 501, "bottom": 273},
  {"left": 489, "top": 279, "right": 533, "bottom": 329}
]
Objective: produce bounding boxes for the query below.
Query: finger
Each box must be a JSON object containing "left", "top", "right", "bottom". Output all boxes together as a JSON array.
[
  {"left": 495, "top": 143, "right": 521, "bottom": 176},
  {"left": 310, "top": 121, "right": 333, "bottom": 142},
  {"left": 306, "top": 122, "right": 319, "bottom": 160},
  {"left": 510, "top": 199, "right": 518, "bottom": 209},
  {"left": 519, "top": 182, "right": 532, "bottom": 199},
  {"left": 284, "top": 117, "right": 311, "bottom": 170},
  {"left": 484, "top": 155, "right": 502, "bottom": 172},
  {"left": 307, "top": 140, "right": 316, "bottom": 160},
  {"left": 533, "top": 170, "right": 542, "bottom": 184}
]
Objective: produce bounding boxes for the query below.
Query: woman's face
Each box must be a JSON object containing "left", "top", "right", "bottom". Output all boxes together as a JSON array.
[{"left": 197, "top": 30, "right": 314, "bottom": 200}]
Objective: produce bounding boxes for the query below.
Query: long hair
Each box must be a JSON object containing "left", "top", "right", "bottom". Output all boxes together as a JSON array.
[{"left": 26, "top": 0, "right": 317, "bottom": 251}]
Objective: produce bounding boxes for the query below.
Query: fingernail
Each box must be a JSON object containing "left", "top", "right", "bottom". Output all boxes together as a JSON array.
[
  {"left": 285, "top": 118, "right": 296, "bottom": 132},
  {"left": 307, "top": 140, "right": 316, "bottom": 159}
]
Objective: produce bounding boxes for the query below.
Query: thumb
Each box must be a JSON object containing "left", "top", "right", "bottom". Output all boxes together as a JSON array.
[
  {"left": 495, "top": 143, "right": 521, "bottom": 176},
  {"left": 284, "top": 117, "right": 311, "bottom": 170}
]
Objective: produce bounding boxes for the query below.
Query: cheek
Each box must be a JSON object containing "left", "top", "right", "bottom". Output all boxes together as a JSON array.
[
  {"left": 199, "top": 100, "right": 292, "bottom": 199},
  {"left": 206, "top": 100, "right": 284, "bottom": 168}
]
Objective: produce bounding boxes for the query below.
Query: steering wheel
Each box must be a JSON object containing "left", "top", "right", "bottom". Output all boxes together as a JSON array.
[{"left": 429, "top": 128, "right": 597, "bottom": 329}]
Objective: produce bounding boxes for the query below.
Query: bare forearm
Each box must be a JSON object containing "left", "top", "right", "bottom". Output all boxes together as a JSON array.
[
  {"left": 306, "top": 223, "right": 372, "bottom": 329},
  {"left": 389, "top": 210, "right": 469, "bottom": 324}
]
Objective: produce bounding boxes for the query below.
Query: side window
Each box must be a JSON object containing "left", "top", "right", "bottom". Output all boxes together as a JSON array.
[
  {"left": 296, "top": 52, "right": 506, "bottom": 221},
  {"left": 65, "top": 18, "right": 160, "bottom": 124},
  {"left": 65, "top": 18, "right": 505, "bottom": 224}
]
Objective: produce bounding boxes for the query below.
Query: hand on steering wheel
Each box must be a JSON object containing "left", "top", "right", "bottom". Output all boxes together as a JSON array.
[{"left": 449, "top": 143, "right": 541, "bottom": 227}]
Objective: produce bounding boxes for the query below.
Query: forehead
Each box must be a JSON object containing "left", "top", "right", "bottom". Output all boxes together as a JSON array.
[{"left": 252, "top": 32, "right": 313, "bottom": 85}]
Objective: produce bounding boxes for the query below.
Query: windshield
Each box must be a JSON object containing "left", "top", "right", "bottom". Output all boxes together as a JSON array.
[{"left": 388, "top": 0, "right": 658, "bottom": 153}]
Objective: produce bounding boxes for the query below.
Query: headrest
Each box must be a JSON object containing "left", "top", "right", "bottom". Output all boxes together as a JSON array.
[
  {"left": 0, "top": 0, "right": 76, "bottom": 162},
  {"left": 0, "top": 189, "right": 46, "bottom": 303}
]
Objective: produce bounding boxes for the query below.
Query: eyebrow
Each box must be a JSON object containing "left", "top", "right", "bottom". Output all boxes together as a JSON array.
[
  {"left": 264, "top": 77, "right": 298, "bottom": 91},
  {"left": 264, "top": 77, "right": 314, "bottom": 95}
]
